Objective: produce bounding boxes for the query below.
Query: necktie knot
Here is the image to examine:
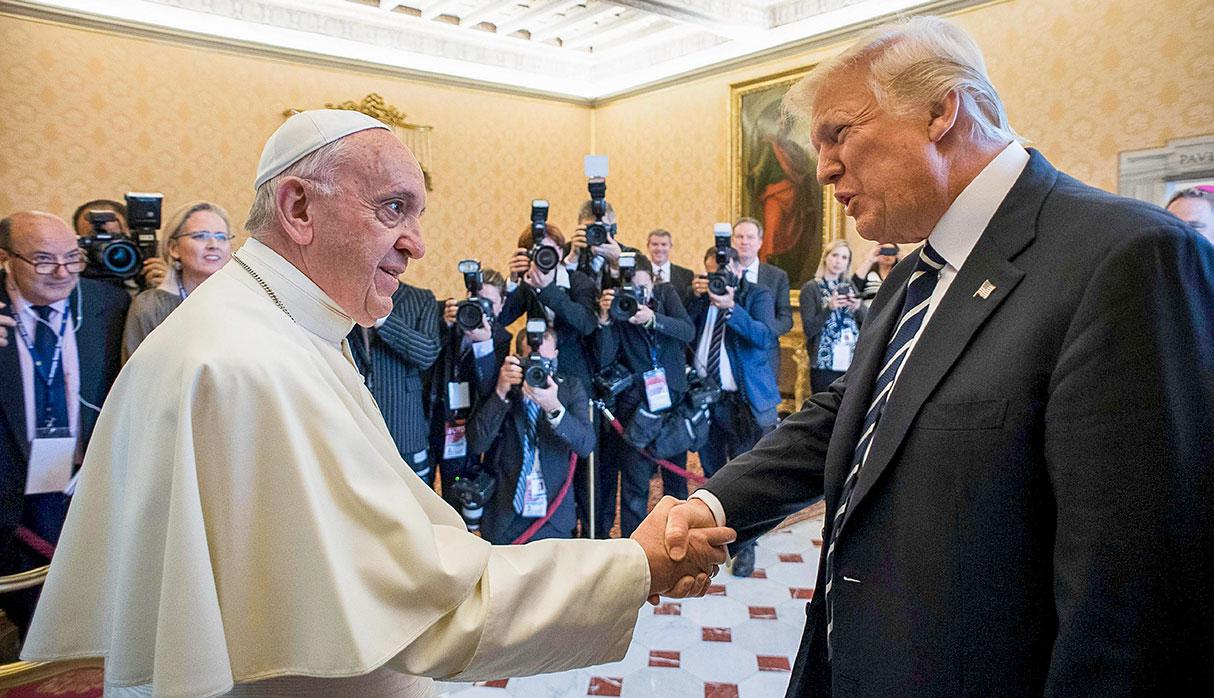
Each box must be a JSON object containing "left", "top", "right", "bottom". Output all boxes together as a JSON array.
[
  {"left": 915, "top": 242, "right": 947, "bottom": 274},
  {"left": 32, "top": 305, "right": 53, "bottom": 321}
]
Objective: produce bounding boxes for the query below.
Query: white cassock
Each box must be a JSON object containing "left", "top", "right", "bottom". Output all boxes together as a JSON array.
[{"left": 20, "top": 238, "right": 650, "bottom": 697}]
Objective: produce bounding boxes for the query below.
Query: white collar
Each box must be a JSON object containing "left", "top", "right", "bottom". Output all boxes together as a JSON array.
[
  {"left": 927, "top": 141, "right": 1029, "bottom": 271},
  {"left": 233, "top": 237, "right": 354, "bottom": 345}
]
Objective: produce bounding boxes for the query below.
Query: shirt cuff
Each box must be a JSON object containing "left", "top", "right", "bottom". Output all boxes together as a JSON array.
[
  {"left": 689, "top": 490, "right": 726, "bottom": 527},
  {"left": 506, "top": 279, "right": 520, "bottom": 293},
  {"left": 546, "top": 406, "right": 566, "bottom": 427},
  {"left": 471, "top": 339, "right": 494, "bottom": 358}
]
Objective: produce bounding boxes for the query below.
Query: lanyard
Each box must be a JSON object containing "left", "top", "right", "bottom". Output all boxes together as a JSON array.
[{"left": 11, "top": 303, "right": 69, "bottom": 389}]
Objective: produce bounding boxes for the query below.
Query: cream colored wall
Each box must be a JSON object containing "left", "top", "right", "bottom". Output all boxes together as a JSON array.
[
  {"left": 0, "top": 15, "right": 592, "bottom": 298},
  {"left": 594, "top": 0, "right": 1214, "bottom": 270},
  {"left": 2, "top": 0, "right": 1210, "bottom": 293}
]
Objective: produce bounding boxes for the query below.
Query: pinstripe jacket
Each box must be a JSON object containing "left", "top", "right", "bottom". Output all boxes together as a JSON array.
[{"left": 348, "top": 283, "right": 440, "bottom": 465}]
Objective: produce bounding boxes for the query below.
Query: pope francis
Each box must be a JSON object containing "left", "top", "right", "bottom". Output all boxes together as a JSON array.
[{"left": 20, "top": 110, "right": 734, "bottom": 697}]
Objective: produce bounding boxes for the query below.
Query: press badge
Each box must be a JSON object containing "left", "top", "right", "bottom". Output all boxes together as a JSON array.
[
  {"left": 643, "top": 368, "right": 673, "bottom": 412},
  {"left": 443, "top": 419, "right": 467, "bottom": 460},
  {"left": 27, "top": 432, "right": 74, "bottom": 495},
  {"left": 833, "top": 329, "right": 856, "bottom": 371},
  {"left": 523, "top": 461, "right": 548, "bottom": 518},
  {"left": 447, "top": 381, "right": 471, "bottom": 411}
]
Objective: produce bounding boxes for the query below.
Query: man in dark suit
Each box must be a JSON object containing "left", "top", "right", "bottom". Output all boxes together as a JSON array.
[
  {"left": 685, "top": 245, "right": 781, "bottom": 577},
  {"left": 468, "top": 325, "right": 595, "bottom": 544},
  {"left": 665, "top": 16, "right": 1214, "bottom": 696},
  {"left": 646, "top": 228, "right": 694, "bottom": 303},
  {"left": 347, "top": 281, "right": 440, "bottom": 483},
  {"left": 594, "top": 253, "right": 695, "bottom": 537},
  {"left": 732, "top": 217, "right": 792, "bottom": 379},
  {"left": 0, "top": 211, "right": 129, "bottom": 636}
]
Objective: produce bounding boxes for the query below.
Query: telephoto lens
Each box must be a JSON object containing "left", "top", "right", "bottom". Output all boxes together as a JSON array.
[
  {"left": 79, "top": 211, "right": 143, "bottom": 280},
  {"left": 610, "top": 289, "right": 640, "bottom": 321}
]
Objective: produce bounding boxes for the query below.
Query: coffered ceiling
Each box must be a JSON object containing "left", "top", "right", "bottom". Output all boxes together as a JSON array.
[{"left": 5, "top": 0, "right": 959, "bottom": 101}]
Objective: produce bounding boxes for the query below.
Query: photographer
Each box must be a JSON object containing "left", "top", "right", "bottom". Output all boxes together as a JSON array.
[
  {"left": 851, "top": 241, "right": 902, "bottom": 307},
  {"left": 686, "top": 244, "right": 780, "bottom": 577},
  {"left": 430, "top": 266, "right": 512, "bottom": 514},
  {"left": 499, "top": 223, "right": 598, "bottom": 392},
  {"left": 564, "top": 200, "right": 637, "bottom": 289},
  {"left": 347, "top": 281, "right": 441, "bottom": 484},
  {"left": 799, "top": 240, "right": 867, "bottom": 394},
  {"left": 71, "top": 198, "right": 168, "bottom": 290},
  {"left": 594, "top": 253, "right": 694, "bottom": 537},
  {"left": 467, "top": 324, "right": 595, "bottom": 544},
  {"left": 121, "top": 201, "right": 233, "bottom": 361}
]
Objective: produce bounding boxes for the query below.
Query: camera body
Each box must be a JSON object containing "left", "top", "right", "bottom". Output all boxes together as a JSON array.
[
  {"left": 584, "top": 179, "right": 616, "bottom": 248},
  {"left": 527, "top": 200, "right": 560, "bottom": 273},
  {"left": 707, "top": 223, "right": 737, "bottom": 296},
  {"left": 79, "top": 210, "right": 143, "bottom": 281},
  {"left": 835, "top": 281, "right": 855, "bottom": 298},
  {"left": 879, "top": 245, "right": 899, "bottom": 257},
  {"left": 448, "top": 469, "right": 496, "bottom": 531},
  {"left": 609, "top": 251, "right": 643, "bottom": 322},
  {"left": 455, "top": 259, "right": 493, "bottom": 332},
  {"left": 523, "top": 318, "right": 555, "bottom": 388},
  {"left": 594, "top": 363, "right": 634, "bottom": 404}
]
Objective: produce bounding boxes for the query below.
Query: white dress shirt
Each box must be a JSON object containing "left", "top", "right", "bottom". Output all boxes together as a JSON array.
[
  {"left": 694, "top": 305, "right": 737, "bottom": 391},
  {"left": 652, "top": 261, "right": 671, "bottom": 284},
  {"left": 740, "top": 259, "right": 760, "bottom": 285},
  {"left": 5, "top": 275, "right": 80, "bottom": 445},
  {"left": 692, "top": 141, "right": 1031, "bottom": 527}
]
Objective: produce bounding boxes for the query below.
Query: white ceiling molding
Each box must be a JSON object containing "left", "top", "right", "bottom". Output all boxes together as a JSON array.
[{"left": 0, "top": 0, "right": 993, "bottom": 102}]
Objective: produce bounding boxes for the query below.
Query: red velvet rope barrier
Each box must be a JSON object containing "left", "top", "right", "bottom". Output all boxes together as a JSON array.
[
  {"left": 596, "top": 404, "right": 707, "bottom": 486},
  {"left": 511, "top": 452, "right": 578, "bottom": 545},
  {"left": 16, "top": 525, "right": 55, "bottom": 560}
]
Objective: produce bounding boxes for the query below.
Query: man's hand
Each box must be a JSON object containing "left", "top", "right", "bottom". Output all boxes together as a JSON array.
[
  {"left": 466, "top": 317, "right": 492, "bottom": 343},
  {"left": 525, "top": 264, "right": 555, "bottom": 290},
  {"left": 708, "top": 285, "right": 736, "bottom": 311},
  {"left": 691, "top": 276, "right": 709, "bottom": 298},
  {"left": 629, "top": 303, "right": 655, "bottom": 326},
  {"left": 507, "top": 248, "right": 530, "bottom": 280},
  {"left": 827, "top": 291, "right": 851, "bottom": 310},
  {"left": 633, "top": 497, "right": 734, "bottom": 604},
  {"left": 663, "top": 497, "right": 722, "bottom": 563},
  {"left": 143, "top": 257, "right": 168, "bottom": 288},
  {"left": 442, "top": 298, "right": 458, "bottom": 328},
  {"left": 495, "top": 355, "right": 523, "bottom": 399},
  {"left": 593, "top": 239, "right": 623, "bottom": 266},
  {"left": 598, "top": 289, "right": 615, "bottom": 324},
  {"left": 522, "top": 376, "right": 561, "bottom": 413},
  {"left": 0, "top": 303, "right": 14, "bottom": 348}
]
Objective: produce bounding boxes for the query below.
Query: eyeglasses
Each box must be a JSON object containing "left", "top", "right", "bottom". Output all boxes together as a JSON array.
[
  {"left": 6, "top": 250, "right": 87, "bottom": 275},
  {"left": 171, "top": 231, "right": 234, "bottom": 243}
]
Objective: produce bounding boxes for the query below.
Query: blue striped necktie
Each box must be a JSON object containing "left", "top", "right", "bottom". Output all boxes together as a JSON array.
[
  {"left": 824, "top": 242, "right": 946, "bottom": 654},
  {"left": 31, "top": 305, "right": 69, "bottom": 431},
  {"left": 513, "top": 399, "right": 541, "bottom": 515}
]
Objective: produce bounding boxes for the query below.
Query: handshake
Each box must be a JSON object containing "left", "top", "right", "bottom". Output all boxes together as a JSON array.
[{"left": 630, "top": 496, "right": 734, "bottom": 605}]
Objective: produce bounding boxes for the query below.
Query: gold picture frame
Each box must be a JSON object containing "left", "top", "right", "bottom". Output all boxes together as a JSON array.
[{"left": 730, "top": 66, "right": 847, "bottom": 410}]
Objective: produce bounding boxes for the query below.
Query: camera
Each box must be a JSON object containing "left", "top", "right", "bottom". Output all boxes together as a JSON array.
[
  {"left": 523, "top": 318, "right": 556, "bottom": 388},
  {"left": 527, "top": 199, "right": 560, "bottom": 273},
  {"left": 609, "top": 251, "right": 643, "bottom": 321},
  {"left": 879, "top": 245, "right": 899, "bottom": 257},
  {"left": 707, "top": 223, "right": 737, "bottom": 296},
  {"left": 455, "top": 259, "right": 493, "bottom": 332},
  {"left": 594, "top": 363, "right": 634, "bottom": 403},
  {"left": 448, "top": 469, "right": 496, "bottom": 531},
  {"left": 835, "top": 281, "right": 855, "bottom": 297},
  {"left": 583, "top": 155, "right": 615, "bottom": 248},
  {"left": 79, "top": 192, "right": 163, "bottom": 283}
]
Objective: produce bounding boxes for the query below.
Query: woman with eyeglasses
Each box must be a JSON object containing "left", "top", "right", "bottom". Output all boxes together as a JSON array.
[{"left": 121, "top": 201, "right": 233, "bottom": 361}]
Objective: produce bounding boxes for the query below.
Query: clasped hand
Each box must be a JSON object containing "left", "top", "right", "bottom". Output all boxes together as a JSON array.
[{"left": 631, "top": 496, "right": 735, "bottom": 605}]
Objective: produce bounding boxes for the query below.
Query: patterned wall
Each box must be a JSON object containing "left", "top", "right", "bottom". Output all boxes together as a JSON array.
[
  {"left": 1, "top": 0, "right": 1210, "bottom": 288},
  {"left": 595, "top": 0, "right": 1214, "bottom": 268},
  {"left": 0, "top": 15, "right": 593, "bottom": 298}
]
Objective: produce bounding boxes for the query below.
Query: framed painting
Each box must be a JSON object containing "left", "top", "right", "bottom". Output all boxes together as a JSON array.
[{"left": 730, "top": 66, "right": 846, "bottom": 291}]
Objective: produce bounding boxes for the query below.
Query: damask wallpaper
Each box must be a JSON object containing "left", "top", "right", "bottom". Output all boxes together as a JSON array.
[
  {"left": 1, "top": 0, "right": 1210, "bottom": 288},
  {"left": 0, "top": 15, "right": 593, "bottom": 298}
]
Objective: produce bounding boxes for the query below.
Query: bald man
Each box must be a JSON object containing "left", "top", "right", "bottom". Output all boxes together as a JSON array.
[{"left": 0, "top": 211, "right": 129, "bottom": 637}]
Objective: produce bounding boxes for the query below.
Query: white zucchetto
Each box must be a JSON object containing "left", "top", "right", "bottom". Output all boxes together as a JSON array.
[{"left": 254, "top": 109, "right": 390, "bottom": 189}]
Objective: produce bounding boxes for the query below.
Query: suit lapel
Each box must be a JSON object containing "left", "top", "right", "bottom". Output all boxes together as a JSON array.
[
  {"left": 840, "top": 150, "right": 1057, "bottom": 532},
  {"left": 73, "top": 281, "right": 105, "bottom": 417},
  {"left": 0, "top": 273, "right": 29, "bottom": 462}
]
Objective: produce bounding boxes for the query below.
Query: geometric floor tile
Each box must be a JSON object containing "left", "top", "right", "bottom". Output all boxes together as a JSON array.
[{"left": 437, "top": 513, "right": 823, "bottom": 697}]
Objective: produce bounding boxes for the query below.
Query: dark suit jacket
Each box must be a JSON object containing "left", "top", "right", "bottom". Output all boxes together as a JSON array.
[
  {"left": 425, "top": 320, "right": 512, "bottom": 471},
  {"left": 703, "top": 151, "right": 1214, "bottom": 696},
  {"left": 348, "top": 282, "right": 439, "bottom": 461},
  {"left": 660, "top": 263, "right": 694, "bottom": 304},
  {"left": 594, "top": 283, "right": 695, "bottom": 407},
  {"left": 499, "top": 271, "right": 599, "bottom": 390},
  {"left": 0, "top": 273, "right": 129, "bottom": 564},
  {"left": 685, "top": 280, "right": 781, "bottom": 428},
  {"left": 469, "top": 377, "right": 595, "bottom": 544},
  {"left": 756, "top": 262, "right": 792, "bottom": 373}
]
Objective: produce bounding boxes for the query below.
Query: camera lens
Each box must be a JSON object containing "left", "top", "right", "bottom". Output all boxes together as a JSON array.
[
  {"left": 532, "top": 245, "right": 560, "bottom": 273},
  {"left": 455, "top": 300, "right": 484, "bottom": 330},
  {"left": 524, "top": 364, "right": 549, "bottom": 388},
  {"left": 707, "top": 274, "right": 728, "bottom": 296},
  {"left": 100, "top": 239, "right": 141, "bottom": 278},
  {"left": 610, "top": 291, "right": 639, "bottom": 322},
  {"left": 585, "top": 222, "right": 608, "bottom": 247}
]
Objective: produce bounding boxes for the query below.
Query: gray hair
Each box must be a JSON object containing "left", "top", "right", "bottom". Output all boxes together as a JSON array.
[
  {"left": 244, "top": 138, "right": 352, "bottom": 236},
  {"left": 786, "top": 16, "right": 1022, "bottom": 146}
]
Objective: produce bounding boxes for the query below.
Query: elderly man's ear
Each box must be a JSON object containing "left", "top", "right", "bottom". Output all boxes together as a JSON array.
[
  {"left": 274, "top": 176, "right": 316, "bottom": 246},
  {"left": 927, "top": 90, "right": 962, "bottom": 144}
]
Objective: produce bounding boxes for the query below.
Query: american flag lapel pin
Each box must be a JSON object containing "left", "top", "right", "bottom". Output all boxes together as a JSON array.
[{"left": 975, "top": 279, "right": 996, "bottom": 299}]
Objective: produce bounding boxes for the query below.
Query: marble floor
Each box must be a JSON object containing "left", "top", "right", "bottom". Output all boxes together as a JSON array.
[{"left": 436, "top": 511, "right": 823, "bottom": 698}]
